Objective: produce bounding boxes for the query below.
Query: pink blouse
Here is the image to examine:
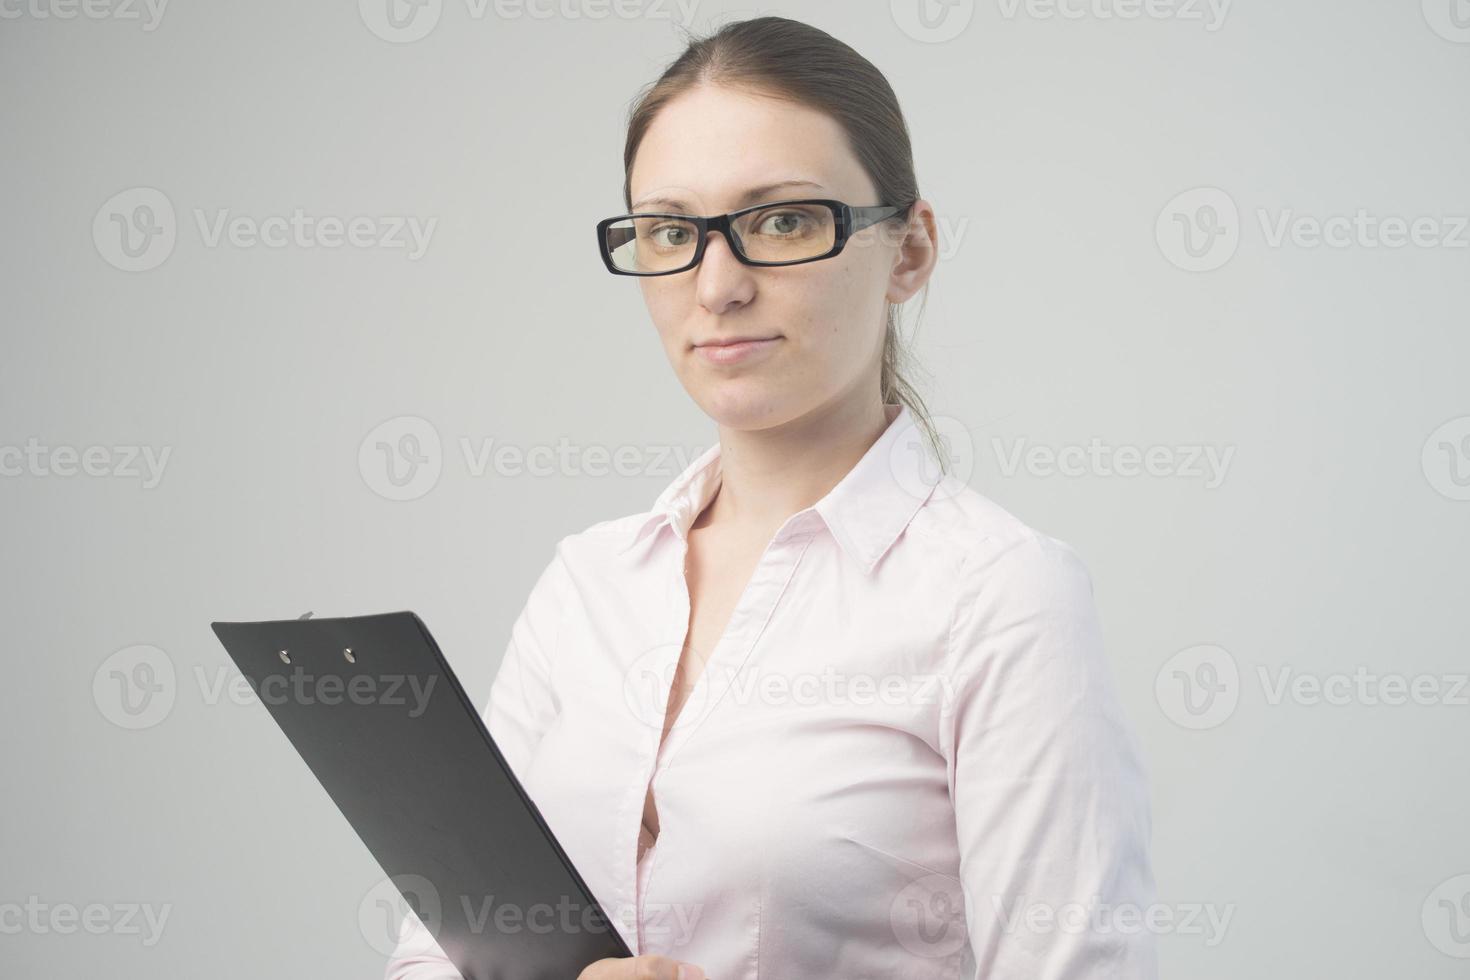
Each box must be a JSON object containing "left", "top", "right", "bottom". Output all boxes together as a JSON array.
[{"left": 385, "top": 403, "right": 1159, "bottom": 979}]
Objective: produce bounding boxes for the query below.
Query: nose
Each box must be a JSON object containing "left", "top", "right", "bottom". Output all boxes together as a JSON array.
[{"left": 694, "top": 229, "right": 755, "bottom": 316}]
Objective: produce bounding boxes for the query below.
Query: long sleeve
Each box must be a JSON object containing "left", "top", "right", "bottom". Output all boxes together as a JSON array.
[
  {"left": 383, "top": 539, "right": 571, "bottom": 980},
  {"left": 938, "top": 531, "right": 1158, "bottom": 979}
]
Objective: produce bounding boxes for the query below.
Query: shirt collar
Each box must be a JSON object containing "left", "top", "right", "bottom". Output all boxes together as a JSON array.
[{"left": 614, "top": 403, "right": 942, "bottom": 574}]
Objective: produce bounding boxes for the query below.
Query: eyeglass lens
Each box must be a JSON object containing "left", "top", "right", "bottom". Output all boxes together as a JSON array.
[{"left": 603, "top": 203, "right": 837, "bottom": 274}]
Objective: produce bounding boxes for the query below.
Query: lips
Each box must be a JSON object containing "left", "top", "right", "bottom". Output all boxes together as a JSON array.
[
  {"left": 694, "top": 335, "right": 781, "bottom": 348},
  {"left": 693, "top": 336, "right": 782, "bottom": 366}
]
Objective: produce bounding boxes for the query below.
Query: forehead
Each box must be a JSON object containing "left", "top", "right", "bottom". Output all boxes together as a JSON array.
[{"left": 628, "top": 83, "right": 877, "bottom": 213}]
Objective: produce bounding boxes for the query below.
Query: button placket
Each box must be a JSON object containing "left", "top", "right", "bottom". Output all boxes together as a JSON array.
[
  {"left": 631, "top": 533, "right": 693, "bottom": 943},
  {"left": 633, "top": 517, "right": 820, "bottom": 951},
  {"left": 658, "top": 524, "right": 819, "bottom": 771}
]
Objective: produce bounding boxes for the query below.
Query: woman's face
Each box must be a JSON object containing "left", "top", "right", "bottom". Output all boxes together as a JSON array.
[{"left": 627, "top": 82, "right": 933, "bottom": 431}]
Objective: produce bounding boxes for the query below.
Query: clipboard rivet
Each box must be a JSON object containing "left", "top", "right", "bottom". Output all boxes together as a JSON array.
[
  {"left": 279, "top": 649, "right": 291, "bottom": 664},
  {"left": 343, "top": 648, "right": 356, "bottom": 663}
]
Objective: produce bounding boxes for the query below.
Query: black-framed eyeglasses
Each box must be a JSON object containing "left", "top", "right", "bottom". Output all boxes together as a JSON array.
[{"left": 595, "top": 198, "right": 914, "bottom": 277}]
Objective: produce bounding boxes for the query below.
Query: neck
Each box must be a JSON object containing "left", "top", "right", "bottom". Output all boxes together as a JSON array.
[{"left": 697, "top": 395, "right": 895, "bottom": 534}]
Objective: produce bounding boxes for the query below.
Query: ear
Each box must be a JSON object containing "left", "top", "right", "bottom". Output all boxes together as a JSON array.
[{"left": 885, "top": 199, "right": 940, "bottom": 304}]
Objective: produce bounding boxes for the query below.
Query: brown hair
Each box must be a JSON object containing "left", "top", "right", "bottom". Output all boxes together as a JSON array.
[{"left": 620, "top": 14, "right": 948, "bottom": 475}]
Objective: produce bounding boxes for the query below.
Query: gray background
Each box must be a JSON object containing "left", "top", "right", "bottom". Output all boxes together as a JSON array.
[{"left": 3, "top": 0, "right": 1467, "bottom": 977}]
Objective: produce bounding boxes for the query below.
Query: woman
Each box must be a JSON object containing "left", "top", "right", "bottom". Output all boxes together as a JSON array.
[{"left": 389, "top": 15, "right": 1157, "bottom": 980}]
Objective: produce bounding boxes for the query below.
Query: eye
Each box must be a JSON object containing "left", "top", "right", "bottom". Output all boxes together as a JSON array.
[
  {"left": 649, "top": 222, "right": 694, "bottom": 249},
  {"left": 755, "top": 210, "right": 814, "bottom": 238}
]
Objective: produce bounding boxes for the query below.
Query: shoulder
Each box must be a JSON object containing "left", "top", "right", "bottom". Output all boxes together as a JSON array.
[
  {"left": 920, "top": 482, "right": 1110, "bottom": 715},
  {"left": 913, "top": 476, "right": 1102, "bottom": 695},
  {"left": 911, "top": 473, "right": 1095, "bottom": 599},
  {"left": 532, "top": 509, "right": 660, "bottom": 580},
  {"left": 556, "top": 509, "right": 653, "bottom": 551}
]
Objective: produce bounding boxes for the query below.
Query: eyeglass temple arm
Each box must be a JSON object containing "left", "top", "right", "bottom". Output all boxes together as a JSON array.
[{"left": 847, "top": 201, "right": 914, "bottom": 233}]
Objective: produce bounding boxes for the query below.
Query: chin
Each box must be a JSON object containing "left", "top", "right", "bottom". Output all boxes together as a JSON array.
[{"left": 692, "top": 383, "right": 801, "bottom": 431}]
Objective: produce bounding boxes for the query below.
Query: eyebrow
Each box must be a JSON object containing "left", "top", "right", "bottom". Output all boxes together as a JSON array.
[{"left": 631, "top": 179, "right": 827, "bottom": 213}]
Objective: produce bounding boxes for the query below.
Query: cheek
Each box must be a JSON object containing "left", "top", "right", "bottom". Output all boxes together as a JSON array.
[
  {"left": 848, "top": 239, "right": 896, "bottom": 301},
  {"left": 779, "top": 263, "right": 887, "bottom": 373},
  {"left": 819, "top": 251, "right": 890, "bottom": 334},
  {"left": 638, "top": 281, "right": 683, "bottom": 344}
]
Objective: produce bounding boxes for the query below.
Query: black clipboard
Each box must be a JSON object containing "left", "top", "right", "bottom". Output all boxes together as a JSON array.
[{"left": 210, "top": 610, "right": 633, "bottom": 980}]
